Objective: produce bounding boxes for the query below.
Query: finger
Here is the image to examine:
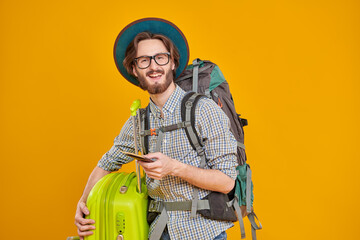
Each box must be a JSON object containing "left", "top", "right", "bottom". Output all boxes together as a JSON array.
[
  {"left": 75, "top": 211, "right": 95, "bottom": 226},
  {"left": 76, "top": 216, "right": 95, "bottom": 225},
  {"left": 137, "top": 161, "right": 149, "bottom": 168},
  {"left": 79, "top": 202, "right": 90, "bottom": 215},
  {"left": 144, "top": 152, "right": 161, "bottom": 159},
  {"left": 78, "top": 229, "right": 94, "bottom": 237},
  {"left": 145, "top": 172, "right": 161, "bottom": 180},
  {"left": 138, "top": 161, "right": 158, "bottom": 170},
  {"left": 77, "top": 223, "right": 96, "bottom": 232}
]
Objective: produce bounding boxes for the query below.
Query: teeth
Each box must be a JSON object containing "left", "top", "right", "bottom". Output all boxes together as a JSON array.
[{"left": 149, "top": 74, "right": 162, "bottom": 78}]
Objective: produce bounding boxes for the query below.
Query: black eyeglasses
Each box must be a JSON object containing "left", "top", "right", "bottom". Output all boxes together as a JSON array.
[{"left": 134, "top": 52, "right": 170, "bottom": 69}]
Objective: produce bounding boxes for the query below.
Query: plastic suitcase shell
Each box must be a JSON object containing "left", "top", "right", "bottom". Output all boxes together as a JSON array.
[{"left": 85, "top": 172, "right": 149, "bottom": 240}]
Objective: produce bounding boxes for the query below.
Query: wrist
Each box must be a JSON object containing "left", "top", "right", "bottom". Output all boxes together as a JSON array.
[
  {"left": 171, "top": 159, "right": 186, "bottom": 177},
  {"left": 79, "top": 196, "right": 87, "bottom": 205}
]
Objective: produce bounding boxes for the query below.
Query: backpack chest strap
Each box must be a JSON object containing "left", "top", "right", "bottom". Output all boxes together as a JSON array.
[
  {"left": 140, "top": 121, "right": 191, "bottom": 137},
  {"left": 140, "top": 121, "right": 191, "bottom": 153},
  {"left": 148, "top": 199, "right": 211, "bottom": 240},
  {"left": 148, "top": 199, "right": 210, "bottom": 213}
]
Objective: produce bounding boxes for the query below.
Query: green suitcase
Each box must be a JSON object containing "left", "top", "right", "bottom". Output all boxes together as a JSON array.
[{"left": 85, "top": 171, "right": 149, "bottom": 240}]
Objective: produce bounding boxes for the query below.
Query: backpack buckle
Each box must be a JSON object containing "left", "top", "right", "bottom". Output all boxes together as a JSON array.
[
  {"left": 184, "top": 121, "right": 191, "bottom": 128},
  {"left": 217, "top": 97, "right": 223, "bottom": 108},
  {"left": 185, "top": 101, "right": 193, "bottom": 109},
  {"left": 150, "top": 128, "right": 157, "bottom": 136},
  {"left": 148, "top": 200, "right": 163, "bottom": 213}
]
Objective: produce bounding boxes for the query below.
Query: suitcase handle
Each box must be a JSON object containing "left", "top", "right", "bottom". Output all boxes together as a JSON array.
[
  {"left": 133, "top": 105, "right": 144, "bottom": 193},
  {"left": 130, "top": 100, "right": 146, "bottom": 194}
]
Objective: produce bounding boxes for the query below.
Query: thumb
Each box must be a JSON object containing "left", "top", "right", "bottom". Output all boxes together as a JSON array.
[
  {"left": 79, "top": 201, "right": 90, "bottom": 216},
  {"left": 144, "top": 152, "right": 161, "bottom": 159}
]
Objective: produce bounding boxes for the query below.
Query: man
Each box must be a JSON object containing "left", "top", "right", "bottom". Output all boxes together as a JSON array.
[{"left": 75, "top": 18, "right": 238, "bottom": 240}]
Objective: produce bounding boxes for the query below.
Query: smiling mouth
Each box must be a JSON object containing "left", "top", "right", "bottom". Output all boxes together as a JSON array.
[
  {"left": 147, "top": 70, "right": 164, "bottom": 80},
  {"left": 149, "top": 73, "right": 162, "bottom": 78}
]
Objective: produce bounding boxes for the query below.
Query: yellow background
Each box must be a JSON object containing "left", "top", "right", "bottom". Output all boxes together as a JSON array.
[{"left": 1, "top": 0, "right": 359, "bottom": 239}]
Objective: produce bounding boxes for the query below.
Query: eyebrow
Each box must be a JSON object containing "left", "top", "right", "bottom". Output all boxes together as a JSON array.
[{"left": 135, "top": 52, "right": 170, "bottom": 58}]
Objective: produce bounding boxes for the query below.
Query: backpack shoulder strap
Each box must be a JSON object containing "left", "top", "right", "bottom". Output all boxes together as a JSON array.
[
  {"left": 192, "top": 58, "right": 201, "bottom": 92},
  {"left": 139, "top": 106, "right": 150, "bottom": 154},
  {"left": 180, "top": 91, "right": 209, "bottom": 218},
  {"left": 181, "top": 91, "right": 206, "bottom": 160}
]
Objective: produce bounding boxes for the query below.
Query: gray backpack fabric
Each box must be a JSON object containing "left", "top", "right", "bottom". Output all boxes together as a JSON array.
[{"left": 175, "top": 59, "right": 247, "bottom": 165}]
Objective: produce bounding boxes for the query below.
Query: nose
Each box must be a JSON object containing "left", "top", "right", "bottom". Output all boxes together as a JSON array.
[{"left": 148, "top": 57, "right": 159, "bottom": 70}]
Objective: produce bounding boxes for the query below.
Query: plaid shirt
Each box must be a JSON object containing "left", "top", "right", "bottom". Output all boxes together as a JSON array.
[{"left": 98, "top": 86, "right": 238, "bottom": 239}]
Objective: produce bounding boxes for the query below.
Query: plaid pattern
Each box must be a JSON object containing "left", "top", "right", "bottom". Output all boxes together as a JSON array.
[{"left": 98, "top": 86, "right": 238, "bottom": 239}]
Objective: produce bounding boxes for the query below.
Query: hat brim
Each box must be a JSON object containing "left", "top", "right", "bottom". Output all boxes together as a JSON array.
[{"left": 113, "top": 18, "right": 189, "bottom": 86}]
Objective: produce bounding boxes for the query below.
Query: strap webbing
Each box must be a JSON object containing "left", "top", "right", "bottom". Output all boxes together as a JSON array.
[
  {"left": 183, "top": 92, "right": 208, "bottom": 218},
  {"left": 148, "top": 199, "right": 210, "bottom": 212},
  {"left": 149, "top": 207, "right": 168, "bottom": 240},
  {"left": 175, "top": 64, "right": 212, "bottom": 83},
  {"left": 247, "top": 212, "right": 262, "bottom": 240},
  {"left": 137, "top": 109, "right": 144, "bottom": 155},
  {"left": 132, "top": 114, "right": 142, "bottom": 194},
  {"left": 141, "top": 121, "right": 190, "bottom": 137},
  {"left": 139, "top": 106, "right": 151, "bottom": 155},
  {"left": 150, "top": 128, "right": 165, "bottom": 191},
  {"left": 148, "top": 199, "right": 211, "bottom": 240},
  {"left": 184, "top": 93, "right": 205, "bottom": 157},
  {"left": 237, "top": 141, "right": 246, "bottom": 150},
  {"left": 204, "top": 88, "right": 211, "bottom": 98},
  {"left": 162, "top": 121, "right": 190, "bottom": 132},
  {"left": 233, "top": 198, "right": 246, "bottom": 239},
  {"left": 246, "top": 165, "right": 252, "bottom": 213},
  {"left": 192, "top": 59, "right": 200, "bottom": 92},
  {"left": 155, "top": 130, "right": 164, "bottom": 153}
]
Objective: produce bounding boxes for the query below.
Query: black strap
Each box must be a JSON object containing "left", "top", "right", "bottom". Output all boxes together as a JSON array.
[
  {"left": 180, "top": 92, "right": 206, "bottom": 153},
  {"left": 145, "top": 105, "right": 150, "bottom": 154}
]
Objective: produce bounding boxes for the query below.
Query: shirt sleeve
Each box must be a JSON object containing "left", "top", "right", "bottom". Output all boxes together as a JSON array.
[
  {"left": 195, "top": 98, "right": 238, "bottom": 180},
  {"left": 97, "top": 116, "right": 138, "bottom": 172}
]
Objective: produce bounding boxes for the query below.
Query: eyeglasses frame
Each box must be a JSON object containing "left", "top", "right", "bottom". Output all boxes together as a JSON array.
[{"left": 133, "top": 52, "right": 171, "bottom": 69}]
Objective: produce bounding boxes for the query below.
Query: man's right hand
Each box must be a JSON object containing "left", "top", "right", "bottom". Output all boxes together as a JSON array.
[
  {"left": 74, "top": 166, "right": 111, "bottom": 239},
  {"left": 74, "top": 201, "right": 95, "bottom": 240}
]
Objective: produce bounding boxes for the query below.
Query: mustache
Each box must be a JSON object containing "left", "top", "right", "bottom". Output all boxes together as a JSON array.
[{"left": 146, "top": 69, "right": 164, "bottom": 76}]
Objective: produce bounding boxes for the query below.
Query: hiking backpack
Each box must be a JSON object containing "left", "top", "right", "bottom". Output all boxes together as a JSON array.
[{"left": 139, "top": 59, "right": 262, "bottom": 240}]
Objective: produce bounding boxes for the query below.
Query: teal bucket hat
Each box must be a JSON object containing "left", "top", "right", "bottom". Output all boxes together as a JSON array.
[{"left": 113, "top": 18, "right": 189, "bottom": 86}]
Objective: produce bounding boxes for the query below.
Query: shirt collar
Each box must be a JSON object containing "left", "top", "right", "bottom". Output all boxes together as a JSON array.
[{"left": 149, "top": 85, "right": 185, "bottom": 119}]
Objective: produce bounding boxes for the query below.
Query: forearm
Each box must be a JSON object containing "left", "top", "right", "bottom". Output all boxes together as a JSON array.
[
  {"left": 79, "top": 166, "right": 112, "bottom": 203},
  {"left": 173, "top": 162, "right": 235, "bottom": 194}
]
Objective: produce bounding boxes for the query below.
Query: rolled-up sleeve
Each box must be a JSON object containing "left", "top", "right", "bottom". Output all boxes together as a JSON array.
[
  {"left": 97, "top": 117, "right": 137, "bottom": 171},
  {"left": 195, "top": 99, "right": 238, "bottom": 179}
]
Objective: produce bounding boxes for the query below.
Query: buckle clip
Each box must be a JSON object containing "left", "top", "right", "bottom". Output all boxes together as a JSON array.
[
  {"left": 150, "top": 128, "right": 157, "bottom": 136},
  {"left": 185, "top": 101, "right": 193, "bottom": 109},
  {"left": 148, "top": 200, "right": 163, "bottom": 213}
]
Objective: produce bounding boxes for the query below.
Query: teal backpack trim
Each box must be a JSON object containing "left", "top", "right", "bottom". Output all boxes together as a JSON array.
[
  {"left": 235, "top": 164, "right": 254, "bottom": 207},
  {"left": 185, "top": 61, "right": 226, "bottom": 92},
  {"left": 209, "top": 66, "right": 226, "bottom": 92}
]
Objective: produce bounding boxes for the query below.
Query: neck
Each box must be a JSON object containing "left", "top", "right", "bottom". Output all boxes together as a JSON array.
[{"left": 149, "top": 82, "right": 176, "bottom": 110}]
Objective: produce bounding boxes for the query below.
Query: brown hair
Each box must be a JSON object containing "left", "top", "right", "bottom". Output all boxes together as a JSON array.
[{"left": 123, "top": 32, "right": 180, "bottom": 77}]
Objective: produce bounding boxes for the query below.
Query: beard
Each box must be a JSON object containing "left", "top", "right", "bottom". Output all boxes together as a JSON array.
[{"left": 137, "top": 69, "right": 174, "bottom": 94}]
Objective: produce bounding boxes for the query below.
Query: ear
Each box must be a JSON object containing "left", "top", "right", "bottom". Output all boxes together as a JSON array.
[
  {"left": 132, "top": 65, "right": 138, "bottom": 78},
  {"left": 171, "top": 61, "right": 175, "bottom": 71}
]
